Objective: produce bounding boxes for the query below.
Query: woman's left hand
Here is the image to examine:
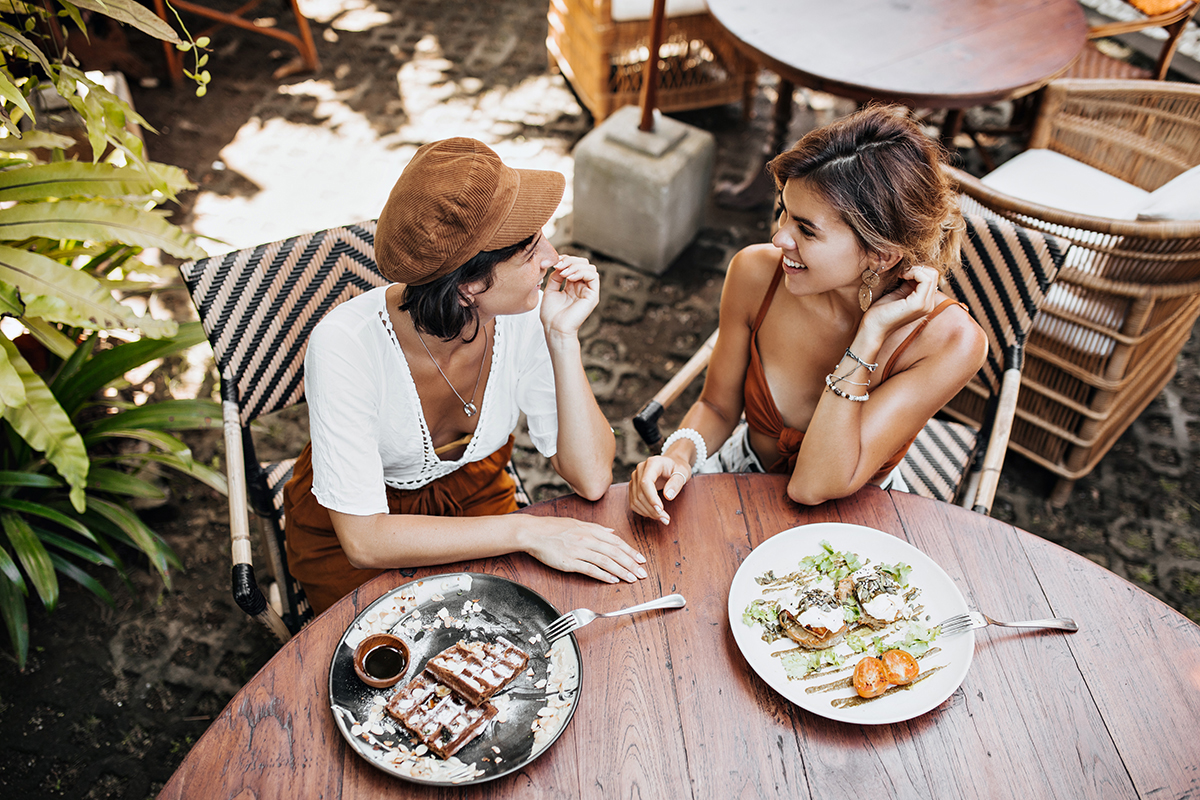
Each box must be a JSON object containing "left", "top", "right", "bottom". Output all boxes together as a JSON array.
[
  {"left": 540, "top": 255, "right": 600, "bottom": 337},
  {"left": 862, "top": 264, "right": 941, "bottom": 337}
]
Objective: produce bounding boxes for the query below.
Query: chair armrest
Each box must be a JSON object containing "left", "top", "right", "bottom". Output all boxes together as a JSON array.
[
  {"left": 632, "top": 329, "right": 717, "bottom": 447},
  {"left": 1087, "top": 0, "right": 1198, "bottom": 38},
  {"left": 223, "top": 382, "right": 292, "bottom": 643}
]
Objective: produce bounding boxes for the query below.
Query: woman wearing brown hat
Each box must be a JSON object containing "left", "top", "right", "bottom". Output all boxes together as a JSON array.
[{"left": 283, "top": 138, "right": 645, "bottom": 616}]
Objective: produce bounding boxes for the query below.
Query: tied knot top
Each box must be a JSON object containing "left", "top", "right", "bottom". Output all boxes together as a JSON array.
[{"left": 743, "top": 262, "right": 961, "bottom": 476}]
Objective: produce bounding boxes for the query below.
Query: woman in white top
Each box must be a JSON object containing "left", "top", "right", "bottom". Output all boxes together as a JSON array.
[{"left": 284, "top": 138, "right": 645, "bottom": 615}]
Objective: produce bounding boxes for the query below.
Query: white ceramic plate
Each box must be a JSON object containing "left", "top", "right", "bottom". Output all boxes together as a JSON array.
[
  {"left": 329, "top": 573, "right": 581, "bottom": 785},
  {"left": 727, "top": 523, "right": 973, "bottom": 724}
]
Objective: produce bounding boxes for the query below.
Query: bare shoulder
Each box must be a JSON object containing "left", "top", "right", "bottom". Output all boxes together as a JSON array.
[
  {"left": 926, "top": 296, "right": 989, "bottom": 375},
  {"left": 720, "top": 244, "right": 781, "bottom": 322}
]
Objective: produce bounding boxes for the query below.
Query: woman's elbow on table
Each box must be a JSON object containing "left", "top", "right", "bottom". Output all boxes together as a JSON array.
[
  {"left": 786, "top": 474, "right": 860, "bottom": 507},
  {"left": 787, "top": 483, "right": 832, "bottom": 507},
  {"left": 330, "top": 511, "right": 387, "bottom": 569},
  {"left": 566, "top": 470, "right": 612, "bottom": 502}
]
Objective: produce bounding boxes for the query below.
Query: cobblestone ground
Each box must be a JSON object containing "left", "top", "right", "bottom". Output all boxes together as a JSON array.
[{"left": 1, "top": 1, "right": 1197, "bottom": 798}]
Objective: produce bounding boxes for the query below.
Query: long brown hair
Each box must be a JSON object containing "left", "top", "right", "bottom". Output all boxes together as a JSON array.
[{"left": 767, "top": 105, "right": 963, "bottom": 288}]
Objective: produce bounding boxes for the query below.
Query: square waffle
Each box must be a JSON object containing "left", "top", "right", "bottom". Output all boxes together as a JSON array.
[
  {"left": 425, "top": 638, "right": 530, "bottom": 706},
  {"left": 385, "top": 670, "right": 497, "bottom": 759}
]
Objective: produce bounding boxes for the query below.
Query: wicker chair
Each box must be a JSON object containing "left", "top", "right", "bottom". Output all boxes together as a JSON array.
[
  {"left": 1066, "top": 0, "right": 1198, "bottom": 81},
  {"left": 632, "top": 215, "right": 1067, "bottom": 515},
  {"left": 546, "top": 0, "right": 757, "bottom": 121},
  {"left": 946, "top": 79, "right": 1200, "bottom": 505},
  {"left": 179, "top": 223, "right": 530, "bottom": 641}
]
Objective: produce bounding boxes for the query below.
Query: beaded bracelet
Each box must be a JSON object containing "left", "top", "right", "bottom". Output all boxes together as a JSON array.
[
  {"left": 826, "top": 373, "right": 870, "bottom": 402},
  {"left": 841, "top": 348, "right": 878, "bottom": 373},
  {"left": 661, "top": 427, "right": 708, "bottom": 468}
]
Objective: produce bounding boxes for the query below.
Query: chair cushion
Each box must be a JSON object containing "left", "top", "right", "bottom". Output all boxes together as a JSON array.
[
  {"left": 898, "top": 419, "right": 978, "bottom": 504},
  {"left": 611, "top": 0, "right": 709, "bottom": 22},
  {"left": 981, "top": 148, "right": 1150, "bottom": 220},
  {"left": 1137, "top": 164, "right": 1200, "bottom": 221}
]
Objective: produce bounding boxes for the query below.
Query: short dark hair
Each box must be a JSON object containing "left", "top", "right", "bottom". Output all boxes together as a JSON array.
[{"left": 399, "top": 233, "right": 536, "bottom": 342}]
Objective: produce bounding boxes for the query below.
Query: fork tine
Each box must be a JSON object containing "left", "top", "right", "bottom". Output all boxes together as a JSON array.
[
  {"left": 542, "top": 613, "right": 578, "bottom": 642},
  {"left": 938, "top": 614, "right": 972, "bottom": 635},
  {"left": 544, "top": 621, "right": 577, "bottom": 642}
]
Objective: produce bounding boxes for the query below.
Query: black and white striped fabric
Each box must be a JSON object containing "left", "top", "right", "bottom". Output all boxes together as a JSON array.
[
  {"left": 182, "top": 222, "right": 385, "bottom": 426},
  {"left": 899, "top": 214, "right": 1067, "bottom": 503}
]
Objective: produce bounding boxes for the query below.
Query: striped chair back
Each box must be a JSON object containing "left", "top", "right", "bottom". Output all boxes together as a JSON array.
[
  {"left": 181, "top": 222, "right": 384, "bottom": 425},
  {"left": 899, "top": 214, "right": 1068, "bottom": 504}
]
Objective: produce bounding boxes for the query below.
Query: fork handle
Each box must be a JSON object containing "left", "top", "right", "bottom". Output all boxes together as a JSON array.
[
  {"left": 599, "top": 593, "right": 686, "bottom": 619},
  {"left": 987, "top": 616, "right": 1078, "bottom": 631}
]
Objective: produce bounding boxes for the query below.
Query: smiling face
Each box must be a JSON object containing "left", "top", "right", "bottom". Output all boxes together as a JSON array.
[
  {"left": 472, "top": 232, "right": 559, "bottom": 316},
  {"left": 771, "top": 178, "right": 882, "bottom": 297}
]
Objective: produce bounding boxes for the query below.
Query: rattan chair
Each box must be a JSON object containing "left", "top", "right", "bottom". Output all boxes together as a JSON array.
[
  {"left": 946, "top": 79, "right": 1200, "bottom": 505},
  {"left": 179, "top": 223, "right": 530, "bottom": 641},
  {"left": 633, "top": 215, "right": 1067, "bottom": 514},
  {"left": 546, "top": 0, "right": 757, "bottom": 121},
  {"left": 1066, "top": 0, "right": 1198, "bottom": 81}
]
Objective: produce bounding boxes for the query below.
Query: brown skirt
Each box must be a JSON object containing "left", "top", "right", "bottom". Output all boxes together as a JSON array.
[{"left": 283, "top": 436, "right": 518, "bottom": 616}]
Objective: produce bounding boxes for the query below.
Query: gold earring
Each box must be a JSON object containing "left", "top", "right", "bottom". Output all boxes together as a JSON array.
[{"left": 858, "top": 267, "right": 880, "bottom": 312}]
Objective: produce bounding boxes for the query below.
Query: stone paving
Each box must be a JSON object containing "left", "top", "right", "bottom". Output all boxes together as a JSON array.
[{"left": 1, "top": 1, "right": 1198, "bottom": 798}]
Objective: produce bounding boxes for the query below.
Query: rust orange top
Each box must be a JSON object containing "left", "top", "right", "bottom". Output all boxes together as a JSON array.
[{"left": 743, "top": 260, "right": 961, "bottom": 476}]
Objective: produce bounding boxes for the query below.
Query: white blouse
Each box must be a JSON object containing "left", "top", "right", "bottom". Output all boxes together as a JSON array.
[{"left": 304, "top": 286, "right": 559, "bottom": 516}]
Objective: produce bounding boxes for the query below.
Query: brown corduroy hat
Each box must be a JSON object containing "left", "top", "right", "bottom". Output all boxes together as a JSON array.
[{"left": 375, "top": 138, "right": 566, "bottom": 285}]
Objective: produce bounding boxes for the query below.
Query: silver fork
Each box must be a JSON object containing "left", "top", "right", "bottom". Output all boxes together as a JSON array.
[
  {"left": 938, "top": 610, "right": 1078, "bottom": 637},
  {"left": 543, "top": 593, "right": 686, "bottom": 642}
]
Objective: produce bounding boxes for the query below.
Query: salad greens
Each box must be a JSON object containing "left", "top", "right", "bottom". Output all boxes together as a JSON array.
[{"left": 741, "top": 540, "right": 935, "bottom": 677}]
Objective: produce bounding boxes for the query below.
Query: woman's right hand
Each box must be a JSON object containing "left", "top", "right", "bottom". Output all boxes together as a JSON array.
[
  {"left": 520, "top": 516, "right": 647, "bottom": 584},
  {"left": 628, "top": 455, "right": 691, "bottom": 525}
]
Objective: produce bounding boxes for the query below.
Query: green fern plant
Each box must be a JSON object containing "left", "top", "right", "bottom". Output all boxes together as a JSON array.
[{"left": 0, "top": 1, "right": 226, "bottom": 668}]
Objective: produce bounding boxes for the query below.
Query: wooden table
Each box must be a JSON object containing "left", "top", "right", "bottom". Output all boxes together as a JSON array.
[
  {"left": 160, "top": 476, "right": 1200, "bottom": 799},
  {"left": 707, "top": 0, "right": 1088, "bottom": 203}
]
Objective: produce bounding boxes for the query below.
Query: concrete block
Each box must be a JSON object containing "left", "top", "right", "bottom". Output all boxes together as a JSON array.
[{"left": 572, "top": 105, "right": 715, "bottom": 275}]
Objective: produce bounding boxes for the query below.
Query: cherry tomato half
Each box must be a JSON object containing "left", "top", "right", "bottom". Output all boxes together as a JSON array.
[
  {"left": 852, "top": 656, "right": 889, "bottom": 698},
  {"left": 882, "top": 649, "right": 919, "bottom": 685}
]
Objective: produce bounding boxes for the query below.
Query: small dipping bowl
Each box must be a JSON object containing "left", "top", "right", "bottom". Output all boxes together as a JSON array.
[{"left": 353, "top": 633, "right": 410, "bottom": 689}]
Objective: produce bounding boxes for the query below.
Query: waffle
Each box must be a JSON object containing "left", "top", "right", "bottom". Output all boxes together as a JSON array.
[
  {"left": 385, "top": 670, "right": 498, "bottom": 759},
  {"left": 425, "top": 639, "right": 529, "bottom": 706}
]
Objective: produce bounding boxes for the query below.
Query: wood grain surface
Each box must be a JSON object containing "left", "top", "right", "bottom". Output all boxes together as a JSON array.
[
  {"left": 705, "top": 0, "right": 1087, "bottom": 107},
  {"left": 159, "top": 476, "right": 1200, "bottom": 799}
]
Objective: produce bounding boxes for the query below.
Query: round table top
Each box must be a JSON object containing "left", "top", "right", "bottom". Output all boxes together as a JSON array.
[
  {"left": 159, "top": 476, "right": 1200, "bottom": 799},
  {"left": 706, "top": 0, "right": 1088, "bottom": 108}
]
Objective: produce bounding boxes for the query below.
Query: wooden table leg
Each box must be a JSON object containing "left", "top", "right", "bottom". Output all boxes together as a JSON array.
[
  {"left": 715, "top": 78, "right": 795, "bottom": 210},
  {"left": 940, "top": 108, "right": 964, "bottom": 151}
]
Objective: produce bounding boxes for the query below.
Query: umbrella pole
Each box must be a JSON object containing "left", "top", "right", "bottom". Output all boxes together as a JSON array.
[{"left": 638, "top": 0, "right": 667, "bottom": 132}]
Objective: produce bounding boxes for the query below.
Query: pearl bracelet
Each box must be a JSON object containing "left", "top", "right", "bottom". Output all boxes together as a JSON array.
[{"left": 661, "top": 427, "right": 708, "bottom": 468}]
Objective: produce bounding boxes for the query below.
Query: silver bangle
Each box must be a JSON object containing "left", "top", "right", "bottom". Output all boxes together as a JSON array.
[
  {"left": 661, "top": 427, "right": 708, "bottom": 468},
  {"left": 825, "top": 373, "right": 869, "bottom": 402},
  {"left": 841, "top": 348, "right": 878, "bottom": 373}
]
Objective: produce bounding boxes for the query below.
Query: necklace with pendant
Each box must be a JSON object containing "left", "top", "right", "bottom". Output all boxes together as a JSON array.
[{"left": 414, "top": 325, "right": 488, "bottom": 417}]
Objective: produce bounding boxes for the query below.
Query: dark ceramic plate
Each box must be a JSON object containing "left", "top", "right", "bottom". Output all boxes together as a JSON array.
[{"left": 328, "top": 572, "right": 582, "bottom": 785}]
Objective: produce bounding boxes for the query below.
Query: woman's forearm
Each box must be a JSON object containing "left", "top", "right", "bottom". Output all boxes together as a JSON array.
[
  {"left": 546, "top": 330, "right": 615, "bottom": 500},
  {"left": 332, "top": 510, "right": 529, "bottom": 569},
  {"left": 787, "top": 331, "right": 885, "bottom": 503}
]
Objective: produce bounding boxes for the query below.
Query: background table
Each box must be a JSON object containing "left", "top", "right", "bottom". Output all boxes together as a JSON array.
[
  {"left": 707, "top": 0, "right": 1088, "bottom": 203},
  {"left": 160, "top": 476, "right": 1200, "bottom": 799}
]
